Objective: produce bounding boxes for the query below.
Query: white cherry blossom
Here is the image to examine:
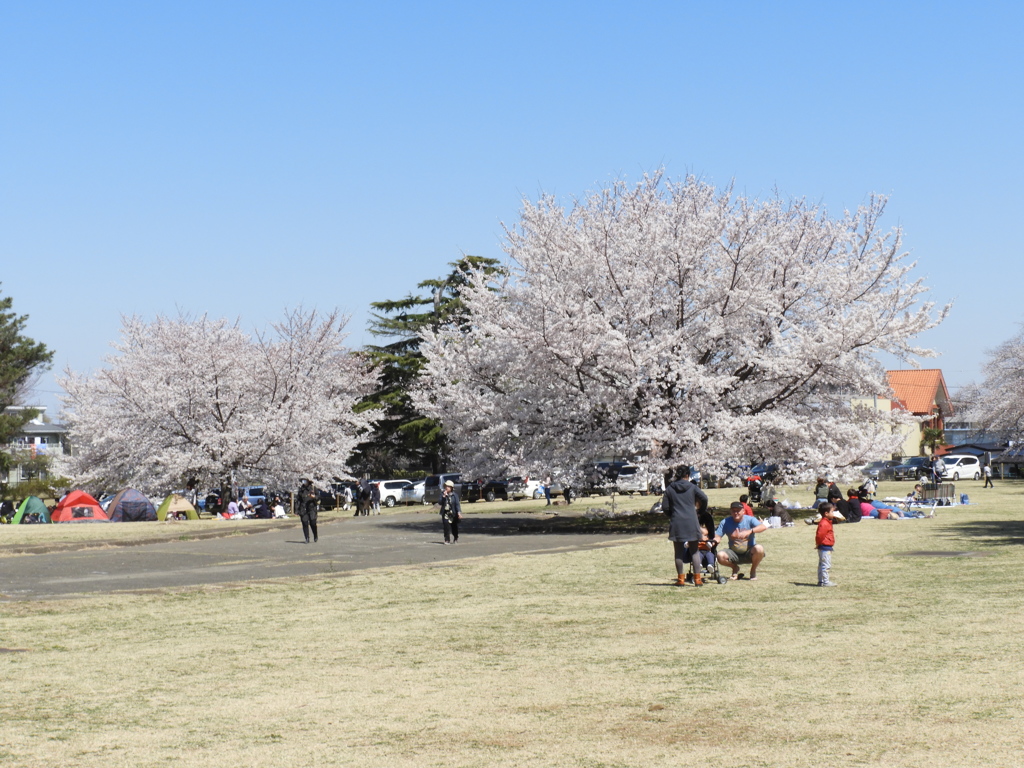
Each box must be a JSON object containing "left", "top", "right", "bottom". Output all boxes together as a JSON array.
[
  {"left": 60, "top": 309, "right": 377, "bottom": 494},
  {"left": 416, "top": 172, "right": 945, "bottom": 481}
]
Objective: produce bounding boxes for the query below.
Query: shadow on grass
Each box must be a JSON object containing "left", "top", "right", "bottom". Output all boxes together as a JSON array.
[
  {"left": 939, "top": 519, "right": 1024, "bottom": 547},
  {"left": 379, "top": 514, "right": 668, "bottom": 538}
]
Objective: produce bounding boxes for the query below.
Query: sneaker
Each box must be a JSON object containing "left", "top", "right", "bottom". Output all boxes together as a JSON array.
[{"left": 819, "top": 581, "right": 838, "bottom": 587}]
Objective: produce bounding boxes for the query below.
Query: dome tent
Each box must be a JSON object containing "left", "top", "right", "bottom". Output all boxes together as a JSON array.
[
  {"left": 106, "top": 488, "right": 157, "bottom": 522},
  {"left": 12, "top": 496, "right": 51, "bottom": 524},
  {"left": 51, "top": 490, "right": 110, "bottom": 523},
  {"left": 156, "top": 493, "right": 199, "bottom": 521}
]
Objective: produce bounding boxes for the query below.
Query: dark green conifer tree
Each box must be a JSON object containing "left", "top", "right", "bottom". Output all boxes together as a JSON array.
[
  {"left": 351, "top": 256, "right": 503, "bottom": 477},
  {"left": 0, "top": 286, "right": 54, "bottom": 489}
]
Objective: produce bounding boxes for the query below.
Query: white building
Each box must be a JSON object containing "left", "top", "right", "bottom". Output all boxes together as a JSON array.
[{"left": 1, "top": 407, "right": 68, "bottom": 490}]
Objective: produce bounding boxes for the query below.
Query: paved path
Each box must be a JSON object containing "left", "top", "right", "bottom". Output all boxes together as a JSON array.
[{"left": 0, "top": 512, "right": 643, "bottom": 600}]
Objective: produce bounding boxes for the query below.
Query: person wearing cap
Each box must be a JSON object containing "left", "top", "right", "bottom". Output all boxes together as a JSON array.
[
  {"left": 439, "top": 479, "right": 462, "bottom": 544},
  {"left": 714, "top": 501, "right": 768, "bottom": 580}
]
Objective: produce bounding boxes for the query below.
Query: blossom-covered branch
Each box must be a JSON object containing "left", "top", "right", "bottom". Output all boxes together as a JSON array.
[
  {"left": 60, "top": 309, "right": 377, "bottom": 494},
  {"left": 416, "top": 172, "right": 946, "bottom": 480}
]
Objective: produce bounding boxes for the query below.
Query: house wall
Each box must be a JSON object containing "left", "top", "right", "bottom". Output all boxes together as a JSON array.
[{"left": 849, "top": 396, "right": 920, "bottom": 459}]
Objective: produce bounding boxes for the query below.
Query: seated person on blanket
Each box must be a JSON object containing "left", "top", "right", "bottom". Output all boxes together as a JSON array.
[
  {"left": 714, "top": 501, "right": 768, "bottom": 580},
  {"left": 828, "top": 490, "right": 859, "bottom": 523},
  {"left": 763, "top": 499, "right": 794, "bottom": 525},
  {"left": 903, "top": 484, "right": 925, "bottom": 506},
  {"left": 900, "top": 486, "right": 934, "bottom": 517},
  {"left": 806, "top": 491, "right": 853, "bottom": 524},
  {"left": 849, "top": 489, "right": 904, "bottom": 519}
]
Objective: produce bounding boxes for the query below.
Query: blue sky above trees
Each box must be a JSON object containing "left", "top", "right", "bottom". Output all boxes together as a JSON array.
[{"left": 1, "top": 1, "right": 1020, "bottom": 412}]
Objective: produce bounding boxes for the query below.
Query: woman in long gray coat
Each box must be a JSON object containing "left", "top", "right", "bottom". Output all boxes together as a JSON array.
[{"left": 662, "top": 466, "right": 709, "bottom": 586}]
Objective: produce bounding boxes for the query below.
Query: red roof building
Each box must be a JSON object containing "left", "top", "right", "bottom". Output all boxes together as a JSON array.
[{"left": 886, "top": 369, "right": 954, "bottom": 456}]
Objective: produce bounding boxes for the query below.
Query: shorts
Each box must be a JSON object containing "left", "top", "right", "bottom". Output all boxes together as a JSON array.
[{"left": 722, "top": 546, "right": 763, "bottom": 565}]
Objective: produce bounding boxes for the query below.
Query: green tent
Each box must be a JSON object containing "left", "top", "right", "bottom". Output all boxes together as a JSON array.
[
  {"left": 156, "top": 493, "right": 199, "bottom": 521},
  {"left": 12, "top": 496, "right": 51, "bottom": 524}
]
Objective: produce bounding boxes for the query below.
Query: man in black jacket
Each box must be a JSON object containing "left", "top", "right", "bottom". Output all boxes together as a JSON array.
[{"left": 297, "top": 479, "right": 319, "bottom": 543}]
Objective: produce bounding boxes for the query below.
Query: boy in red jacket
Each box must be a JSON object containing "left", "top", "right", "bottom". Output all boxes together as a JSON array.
[{"left": 815, "top": 502, "right": 838, "bottom": 587}]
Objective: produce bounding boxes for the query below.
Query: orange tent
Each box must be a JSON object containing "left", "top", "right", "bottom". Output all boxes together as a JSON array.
[{"left": 51, "top": 490, "right": 111, "bottom": 523}]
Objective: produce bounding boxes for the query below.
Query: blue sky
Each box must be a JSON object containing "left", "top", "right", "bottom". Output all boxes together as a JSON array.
[{"left": 2, "top": 1, "right": 1021, "bottom": 414}]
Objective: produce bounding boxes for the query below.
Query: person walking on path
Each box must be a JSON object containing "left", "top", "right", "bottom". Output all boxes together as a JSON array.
[
  {"left": 439, "top": 479, "right": 462, "bottom": 544},
  {"left": 297, "top": 479, "right": 319, "bottom": 543},
  {"left": 661, "top": 466, "right": 709, "bottom": 586},
  {"left": 983, "top": 464, "right": 995, "bottom": 488},
  {"left": 815, "top": 501, "right": 839, "bottom": 587}
]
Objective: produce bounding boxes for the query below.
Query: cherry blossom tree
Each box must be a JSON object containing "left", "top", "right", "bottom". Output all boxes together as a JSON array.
[
  {"left": 960, "top": 326, "right": 1024, "bottom": 443},
  {"left": 60, "top": 309, "right": 377, "bottom": 495},
  {"left": 416, "top": 172, "right": 946, "bottom": 481}
]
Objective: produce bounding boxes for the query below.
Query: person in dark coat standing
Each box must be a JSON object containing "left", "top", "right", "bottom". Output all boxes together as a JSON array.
[
  {"left": 297, "top": 479, "right": 319, "bottom": 543},
  {"left": 439, "top": 479, "right": 462, "bottom": 544},
  {"left": 662, "top": 466, "right": 709, "bottom": 586}
]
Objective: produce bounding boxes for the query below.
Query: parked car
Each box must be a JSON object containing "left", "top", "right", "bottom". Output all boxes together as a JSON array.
[
  {"left": 473, "top": 477, "right": 528, "bottom": 502},
  {"left": 578, "top": 463, "right": 654, "bottom": 495},
  {"left": 457, "top": 478, "right": 488, "bottom": 502},
  {"left": 940, "top": 455, "right": 982, "bottom": 481},
  {"left": 893, "top": 456, "right": 932, "bottom": 481},
  {"left": 503, "top": 477, "right": 530, "bottom": 500},
  {"left": 612, "top": 464, "right": 651, "bottom": 494},
  {"left": 370, "top": 479, "right": 413, "bottom": 507},
  {"left": 861, "top": 460, "right": 900, "bottom": 481},
  {"left": 317, "top": 481, "right": 359, "bottom": 510},
  {"left": 400, "top": 480, "right": 426, "bottom": 505},
  {"left": 196, "top": 488, "right": 226, "bottom": 514},
  {"left": 423, "top": 473, "right": 462, "bottom": 504}
]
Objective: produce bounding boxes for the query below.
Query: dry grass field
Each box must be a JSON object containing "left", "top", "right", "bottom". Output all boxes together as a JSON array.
[{"left": 2, "top": 479, "right": 1023, "bottom": 767}]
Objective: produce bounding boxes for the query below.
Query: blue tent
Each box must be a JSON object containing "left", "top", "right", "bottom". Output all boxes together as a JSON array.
[{"left": 106, "top": 488, "right": 157, "bottom": 522}]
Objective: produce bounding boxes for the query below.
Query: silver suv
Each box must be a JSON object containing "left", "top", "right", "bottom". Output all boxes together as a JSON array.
[{"left": 423, "top": 473, "right": 461, "bottom": 504}]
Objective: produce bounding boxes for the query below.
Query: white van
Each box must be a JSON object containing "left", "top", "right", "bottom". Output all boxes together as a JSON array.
[{"left": 940, "top": 455, "right": 982, "bottom": 481}]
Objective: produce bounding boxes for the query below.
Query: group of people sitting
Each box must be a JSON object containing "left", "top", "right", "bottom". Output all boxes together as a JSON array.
[
  {"left": 806, "top": 480, "right": 935, "bottom": 524},
  {"left": 215, "top": 495, "right": 289, "bottom": 520}
]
